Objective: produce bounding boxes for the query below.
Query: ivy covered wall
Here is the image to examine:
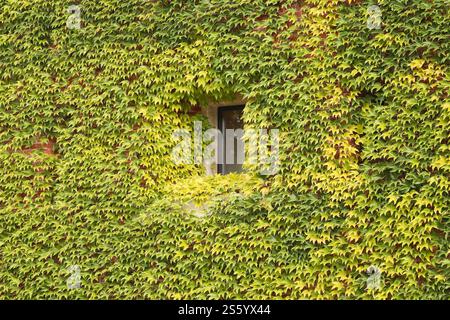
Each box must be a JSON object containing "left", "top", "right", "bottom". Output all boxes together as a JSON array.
[{"left": 0, "top": 0, "right": 448, "bottom": 299}]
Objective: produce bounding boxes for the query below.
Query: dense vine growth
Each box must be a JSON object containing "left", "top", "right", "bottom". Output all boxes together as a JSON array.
[{"left": 0, "top": 0, "right": 448, "bottom": 299}]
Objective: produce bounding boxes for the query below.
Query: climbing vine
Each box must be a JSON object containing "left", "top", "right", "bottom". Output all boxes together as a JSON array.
[{"left": 0, "top": 0, "right": 448, "bottom": 299}]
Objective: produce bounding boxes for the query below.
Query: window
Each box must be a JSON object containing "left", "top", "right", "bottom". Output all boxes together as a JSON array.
[{"left": 217, "top": 106, "right": 245, "bottom": 174}]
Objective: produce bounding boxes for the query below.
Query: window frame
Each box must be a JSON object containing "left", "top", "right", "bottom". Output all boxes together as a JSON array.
[{"left": 217, "top": 105, "right": 245, "bottom": 175}]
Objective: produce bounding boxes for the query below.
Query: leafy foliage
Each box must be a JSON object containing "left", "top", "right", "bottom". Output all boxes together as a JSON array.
[{"left": 0, "top": 0, "right": 448, "bottom": 299}]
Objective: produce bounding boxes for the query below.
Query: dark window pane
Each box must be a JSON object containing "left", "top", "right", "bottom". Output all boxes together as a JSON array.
[{"left": 218, "top": 106, "right": 244, "bottom": 174}]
